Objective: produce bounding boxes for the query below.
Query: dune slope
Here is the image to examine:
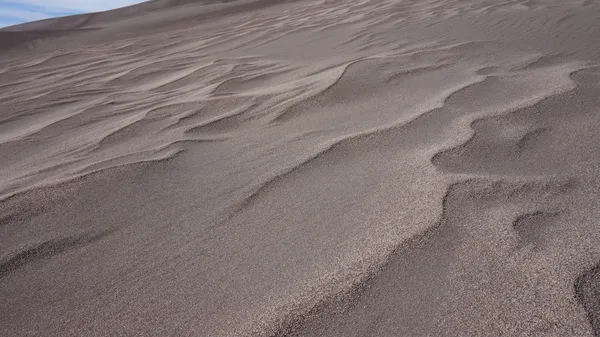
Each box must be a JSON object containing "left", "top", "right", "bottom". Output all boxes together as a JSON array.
[{"left": 3, "top": 0, "right": 600, "bottom": 336}]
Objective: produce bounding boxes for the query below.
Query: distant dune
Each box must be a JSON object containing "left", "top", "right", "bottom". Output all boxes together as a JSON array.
[{"left": 3, "top": 0, "right": 600, "bottom": 336}]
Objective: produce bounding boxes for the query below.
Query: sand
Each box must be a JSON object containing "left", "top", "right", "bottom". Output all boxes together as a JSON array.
[{"left": 2, "top": 0, "right": 600, "bottom": 335}]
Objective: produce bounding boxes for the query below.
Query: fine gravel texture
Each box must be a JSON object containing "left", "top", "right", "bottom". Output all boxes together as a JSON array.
[{"left": 3, "top": 0, "right": 600, "bottom": 336}]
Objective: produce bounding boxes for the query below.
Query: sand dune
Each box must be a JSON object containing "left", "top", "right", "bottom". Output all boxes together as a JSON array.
[{"left": 3, "top": 0, "right": 600, "bottom": 336}]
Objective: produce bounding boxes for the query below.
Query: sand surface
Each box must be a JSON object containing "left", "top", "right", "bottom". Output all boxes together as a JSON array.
[{"left": 3, "top": 0, "right": 600, "bottom": 336}]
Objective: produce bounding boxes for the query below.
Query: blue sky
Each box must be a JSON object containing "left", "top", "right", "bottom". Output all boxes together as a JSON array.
[{"left": 0, "top": 0, "right": 146, "bottom": 27}]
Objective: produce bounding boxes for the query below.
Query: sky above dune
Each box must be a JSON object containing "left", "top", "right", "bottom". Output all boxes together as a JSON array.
[{"left": 0, "top": 0, "right": 146, "bottom": 27}]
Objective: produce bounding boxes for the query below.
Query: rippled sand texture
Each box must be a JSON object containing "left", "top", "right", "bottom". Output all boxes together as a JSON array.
[{"left": 3, "top": 0, "right": 600, "bottom": 336}]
